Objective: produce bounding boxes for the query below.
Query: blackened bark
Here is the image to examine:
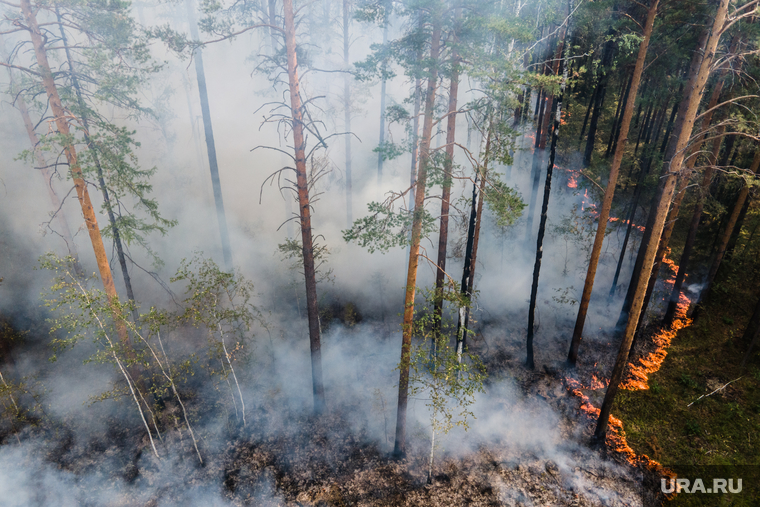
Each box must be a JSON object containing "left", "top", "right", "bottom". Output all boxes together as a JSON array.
[{"left": 186, "top": 0, "right": 233, "bottom": 269}]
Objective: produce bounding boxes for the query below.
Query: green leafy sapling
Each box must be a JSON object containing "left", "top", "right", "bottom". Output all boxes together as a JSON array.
[
  {"left": 406, "top": 289, "right": 486, "bottom": 483},
  {"left": 171, "top": 255, "right": 263, "bottom": 427}
]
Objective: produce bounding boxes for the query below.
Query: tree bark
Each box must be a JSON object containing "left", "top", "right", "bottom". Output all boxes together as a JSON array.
[
  {"left": 394, "top": 21, "right": 441, "bottom": 458},
  {"left": 186, "top": 0, "right": 233, "bottom": 269},
  {"left": 527, "top": 24, "right": 570, "bottom": 369},
  {"left": 663, "top": 111, "right": 730, "bottom": 327},
  {"left": 10, "top": 74, "right": 82, "bottom": 275},
  {"left": 583, "top": 34, "right": 615, "bottom": 167},
  {"left": 635, "top": 59, "right": 732, "bottom": 331},
  {"left": 616, "top": 29, "right": 708, "bottom": 330},
  {"left": 343, "top": 0, "right": 353, "bottom": 227},
  {"left": 56, "top": 9, "right": 140, "bottom": 324},
  {"left": 696, "top": 149, "right": 760, "bottom": 311},
  {"left": 456, "top": 126, "right": 491, "bottom": 361},
  {"left": 20, "top": 0, "right": 129, "bottom": 345},
  {"left": 376, "top": 2, "right": 390, "bottom": 186},
  {"left": 283, "top": 0, "right": 325, "bottom": 414},
  {"left": 606, "top": 71, "right": 633, "bottom": 158},
  {"left": 596, "top": 0, "right": 730, "bottom": 439},
  {"left": 567, "top": 0, "right": 658, "bottom": 366},
  {"left": 432, "top": 36, "right": 460, "bottom": 354}
]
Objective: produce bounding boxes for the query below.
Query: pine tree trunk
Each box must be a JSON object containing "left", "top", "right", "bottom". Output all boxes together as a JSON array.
[
  {"left": 394, "top": 21, "right": 441, "bottom": 458},
  {"left": 456, "top": 126, "right": 490, "bottom": 360},
  {"left": 596, "top": 0, "right": 730, "bottom": 439},
  {"left": 527, "top": 24, "right": 570, "bottom": 369},
  {"left": 583, "top": 36, "right": 614, "bottom": 167},
  {"left": 432, "top": 41, "right": 460, "bottom": 353},
  {"left": 664, "top": 108, "right": 730, "bottom": 327},
  {"left": 376, "top": 3, "right": 389, "bottom": 186},
  {"left": 185, "top": 0, "right": 233, "bottom": 269},
  {"left": 567, "top": 0, "right": 657, "bottom": 366},
  {"left": 56, "top": 10, "right": 140, "bottom": 324},
  {"left": 616, "top": 29, "right": 709, "bottom": 330},
  {"left": 343, "top": 0, "right": 353, "bottom": 227},
  {"left": 284, "top": 0, "right": 325, "bottom": 414},
  {"left": 696, "top": 150, "right": 760, "bottom": 312},
  {"left": 606, "top": 71, "right": 633, "bottom": 158},
  {"left": 635, "top": 66, "right": 730, "bottom": 331},
  {"left": 539, "top": 35, "right": 565, "bottom": 149},
  {"left": 21, "top": 0, "right": 129, "bottom": 345}
]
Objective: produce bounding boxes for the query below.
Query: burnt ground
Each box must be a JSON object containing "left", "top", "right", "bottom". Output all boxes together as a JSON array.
[{"left": 1, "top": 320, "right": 672, "bottom": 507}]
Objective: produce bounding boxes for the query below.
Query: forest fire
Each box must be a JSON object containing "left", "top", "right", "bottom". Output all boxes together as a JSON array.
[
  {"left": 609, "top": 216, "right": 646, "bottom": 232},
  {"left": 565, "top": 249, "right": 693, "bottom": 483}
]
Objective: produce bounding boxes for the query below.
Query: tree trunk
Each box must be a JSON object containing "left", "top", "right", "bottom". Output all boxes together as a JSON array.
[
  {"left": 394, "top": 21, "right": 441, "bottom": 458},
  {"left": 696, "top": 150, "right": 760, "bottom": 312},
  {"left": 567, "top": 0, "right": 658, "bottom": 366},
  {"left": 741, "top": 294, "right": 760, "bottom": 369},
  {"left": 616, "top": 29, "right": 708, "bottom": 330},
  {"left": 663, "top": 107, "right": 731, "bottom": 327},
  {"left": 376, "top": 2, "right": 389, "bottom": 186},
  {"left": 56, "top": 9, "right": 139, "bottom": 324},
  {"left": 21, "top": 0, "right": 129, "bottom": 340},
  {"left": 283, "top": 0, "right": 325, "bottom": 414},
  {"left": 343, "top": 0, "right": 353, "bottom": 227},
  {"left": 596, "top": 0, "right": 730, "bottom": 439},
  {"left": 583, "top": 35, "right": 614, "bottom": 167},
  {"left": 456, "top": 126, "right": 491, "bottom": 361},
  {"left": 539, "top": 35, "right": 565, "bottom": 149},
  {"left": 527, "top": 24, "right": 570, "bottom": 369},
  {"left": 578, "top": 86, "right": 596, "bottom": 146},
  {"left": 185, "top": 0, "right": 233, "bottom": 269},
  {"left": 635, "top": 61, "right": 732, "bottom": 331},
  {"left": 606, "top": 71, "right": 633, "bottom": 158},
  {"left": 432, "top": 38, "right": 460, "bottom": 354}
]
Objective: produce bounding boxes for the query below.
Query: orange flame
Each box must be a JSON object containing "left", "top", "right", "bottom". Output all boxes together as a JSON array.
[{"left": 565, "top": 247, "right": 691, "bottom": 488}]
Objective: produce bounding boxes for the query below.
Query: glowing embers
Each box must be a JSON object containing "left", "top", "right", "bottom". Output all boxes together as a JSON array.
[
  {"left": 608, "top": 216, "right": 646, "bottom": 232},
  {"left": 621, "top": 249, "right": 693, "bottom": 390}
]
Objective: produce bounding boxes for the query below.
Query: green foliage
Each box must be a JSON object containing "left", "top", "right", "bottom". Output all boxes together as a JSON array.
[
  {"left": 373, "top": 141, "right": 405, "bottom": 162},
  {"left": 406, "top": 290, "right": 487, "bottom": 438},
  {"left": 343, "top": 201, "right": 437, "bottom": 253},
  {"left": 483, "top": 174, "right": 525, "bottom": 228},
  {"left": 277, "top": 238, "right": 334, "bottom": 285}
]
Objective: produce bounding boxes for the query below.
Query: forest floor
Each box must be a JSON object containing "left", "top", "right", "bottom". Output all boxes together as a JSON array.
[
  {"left": 0, "top": 311, "right": 668, "bottom": 507},
  {"left": 613, "top": 256, "right": 760, "bottom": 471}
]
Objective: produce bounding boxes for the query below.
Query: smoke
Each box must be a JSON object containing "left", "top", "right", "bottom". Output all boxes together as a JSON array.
[{"left": 0, "top": 1, "right": 651, "bottom": 505}]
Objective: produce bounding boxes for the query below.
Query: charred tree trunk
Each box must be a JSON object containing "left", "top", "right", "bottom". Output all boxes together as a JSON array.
[
  {"left": 394, "top": 21, "right": 441, "bottom": 458},
  {"left": 606, "top": 71, "right": 634, "bottom": 158},
  {"left": 527, "top": 25, "right": 570, "bottom": 369},
  {"left": 284, "top": 0, "right": 325, "bottom": 414},
  {"left": 456, "top": 126, "right": 491, "bottom": 360},
  {"left": 567, "top": 0, "right": 657, "bottom": 366},
  {"left": 596, "top": 0, "right": 730, "bottom": 439},
  {"left": 185, "top": 0, "right": 233, "bottom": 269}
]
